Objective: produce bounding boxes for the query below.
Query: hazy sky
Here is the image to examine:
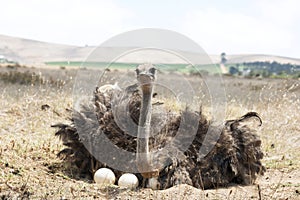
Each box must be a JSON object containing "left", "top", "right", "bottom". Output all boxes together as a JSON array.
[{"left": 0, "top": 0, "right": 299, "bottom": 58}]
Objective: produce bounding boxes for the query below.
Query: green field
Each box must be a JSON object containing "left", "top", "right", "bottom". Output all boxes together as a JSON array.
[{"left": 45, "top": 61, "right": 222, "bottom": 74}]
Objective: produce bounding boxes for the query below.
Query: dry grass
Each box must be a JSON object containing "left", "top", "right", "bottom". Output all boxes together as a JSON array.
[{"left": 0, "top": 65, "right": 299, "bottom": 199}]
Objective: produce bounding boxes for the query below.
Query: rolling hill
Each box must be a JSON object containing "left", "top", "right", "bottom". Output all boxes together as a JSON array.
[{"left": 1, "top": 34, "right": 300, "bottom": 65}]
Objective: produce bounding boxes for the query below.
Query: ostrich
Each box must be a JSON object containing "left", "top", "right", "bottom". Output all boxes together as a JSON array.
[{"left": 52, "top": 64, "right": 265, "bottom": 189}]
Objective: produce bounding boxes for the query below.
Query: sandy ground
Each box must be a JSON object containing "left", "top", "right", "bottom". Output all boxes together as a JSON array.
[{"left": 0, "top": 65, "right": 299, "bottom": 199}]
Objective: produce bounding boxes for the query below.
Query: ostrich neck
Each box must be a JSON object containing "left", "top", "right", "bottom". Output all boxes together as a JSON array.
[{"left": 137, "top": 84, "right": 153, "bottom": 174}]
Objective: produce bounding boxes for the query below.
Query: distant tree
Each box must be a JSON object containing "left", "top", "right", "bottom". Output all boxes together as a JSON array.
[
  {"left": 229, "top": 66, "right": 239, "bottom": 75},
  {"left": 262, "top": 70, "right": 270, "bottom": 78}
]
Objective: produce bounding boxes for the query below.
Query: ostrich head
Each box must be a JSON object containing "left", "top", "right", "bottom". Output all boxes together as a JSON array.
[
  {"left": 136, "top": 64, "right": 156, "bottom": 90},
  {"left": 135, "top": 64, "right": 159, "bottom": 178}
]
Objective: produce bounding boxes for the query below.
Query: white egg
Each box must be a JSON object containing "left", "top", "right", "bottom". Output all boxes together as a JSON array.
[
  {"left": 94, "top": 168, "right": 116, "bottom": 185},
  {"left": 118, "top": 173, "right": 139, "bottom": 189},
  {"left": 148, "top": 177, "right": 159, "bottom": 190}
]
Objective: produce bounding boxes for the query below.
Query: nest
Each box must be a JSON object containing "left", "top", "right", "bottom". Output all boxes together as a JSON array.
[{"left": 52, "top": 85, "right": 265, "bottom": 189}]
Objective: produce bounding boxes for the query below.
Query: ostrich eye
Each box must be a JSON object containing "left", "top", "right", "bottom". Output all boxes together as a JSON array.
[
  {"left": 135, "top": 68, "right": 140, "bottom": 75},
  {"left": 149, "top": 67, "right": 156, "bottom": 74}
]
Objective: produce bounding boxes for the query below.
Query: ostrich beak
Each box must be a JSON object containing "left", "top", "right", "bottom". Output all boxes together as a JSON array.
[
  {"left": 137, "top": 73, "right": 154, "bottom": 84},
  {"left": 137, "top": 73, "right": 154, "bottom": 93}
]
